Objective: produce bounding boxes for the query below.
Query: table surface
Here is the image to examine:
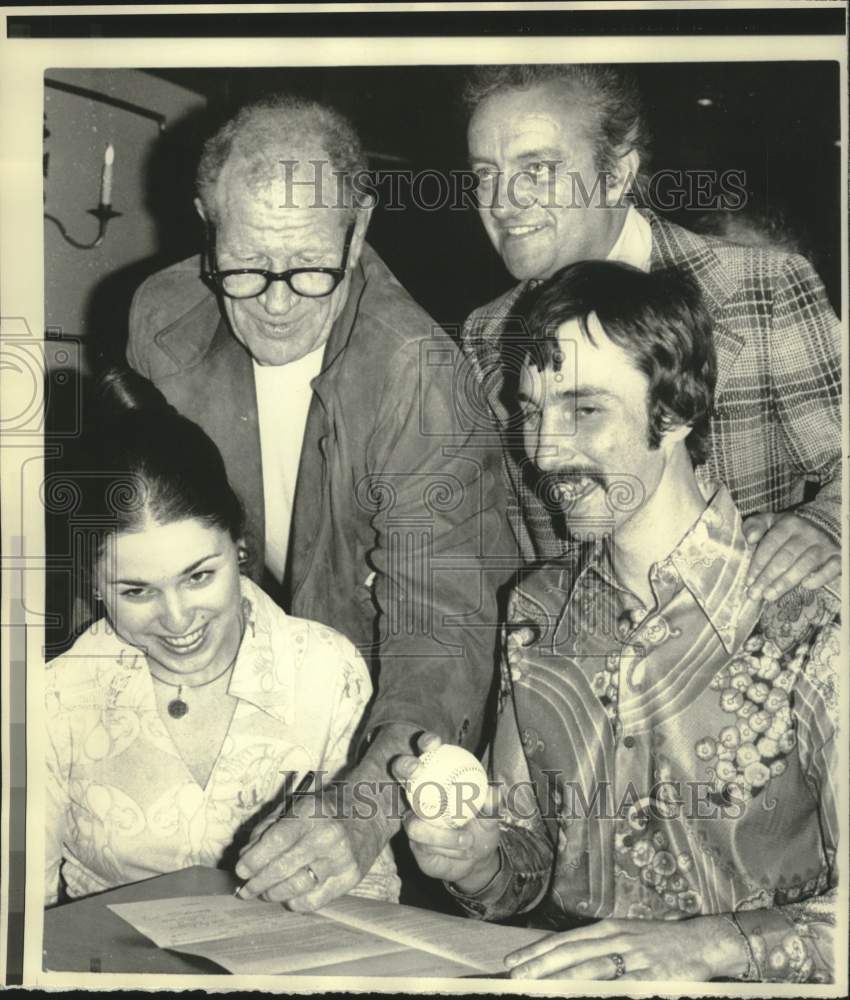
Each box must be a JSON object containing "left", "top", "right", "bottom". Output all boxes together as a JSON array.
[
  {"left": 42, "top": 866, "right": 509, "bottom": 980},
  {"left": 43, "top": 866, "right": 239, "bottom": 976}
]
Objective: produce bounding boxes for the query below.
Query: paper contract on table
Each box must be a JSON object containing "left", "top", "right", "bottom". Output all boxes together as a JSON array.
[
  {"left": 108, "top": 894, "right": 406, "bottom": 975},
  {"left": 321, "top": 893, "right": 547, "bottom": 971},
  {"left": 108, "top": 892, "right": 547, "bottom": 976}
]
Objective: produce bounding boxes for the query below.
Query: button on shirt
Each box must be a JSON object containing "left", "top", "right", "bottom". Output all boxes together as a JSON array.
[
  {"left": 253, "top": 347, "right": 325, "bottom": 582},
  {"left": 450, "top": 483, "right": 839, "bottom": 984}
]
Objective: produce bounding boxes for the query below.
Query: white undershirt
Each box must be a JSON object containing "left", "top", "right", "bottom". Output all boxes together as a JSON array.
[
  {"left": 607, "top": 205, "right": 652, "bottom": 272},
  {"left": 253, "top": 347, "right": 325, "bottom": 582}
]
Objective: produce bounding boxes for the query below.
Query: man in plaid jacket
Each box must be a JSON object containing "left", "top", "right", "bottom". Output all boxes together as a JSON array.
[{"left": 461, "top": 64, "right": 841, "bottom": 602}]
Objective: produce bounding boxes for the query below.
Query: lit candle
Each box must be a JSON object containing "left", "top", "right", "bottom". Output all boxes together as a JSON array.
[{"left": 100, "top": 143, "right": 115, "bottom": 207}]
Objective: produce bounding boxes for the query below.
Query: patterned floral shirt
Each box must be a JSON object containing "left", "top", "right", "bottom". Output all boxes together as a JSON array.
[
  {"left": 450, "top": 484, "right": 839, "bottom": 983},
  {"left": 45, "top": 577, "right": 399, "bottom": 905}
]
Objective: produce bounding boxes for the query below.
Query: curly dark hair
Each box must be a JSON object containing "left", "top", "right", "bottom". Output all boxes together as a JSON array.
[{"left": 505, "top": 261, "right": 716, "bottom": 466}]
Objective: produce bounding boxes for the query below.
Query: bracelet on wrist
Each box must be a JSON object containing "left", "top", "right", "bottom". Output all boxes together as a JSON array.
[{"left": 719, "top": 913, "right": 760, "bottom": 981}]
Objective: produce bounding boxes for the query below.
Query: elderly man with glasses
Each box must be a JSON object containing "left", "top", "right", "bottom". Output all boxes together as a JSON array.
[{"left": 127, "top": 94, "right": 505, "bottom": 910}]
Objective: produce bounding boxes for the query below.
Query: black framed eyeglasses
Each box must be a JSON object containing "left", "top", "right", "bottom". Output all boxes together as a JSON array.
[{"left": 203, "top": 221, "right": 356, "bottom": 300}]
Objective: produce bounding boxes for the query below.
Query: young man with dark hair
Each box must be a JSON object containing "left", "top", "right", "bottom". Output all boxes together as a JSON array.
[{"left": 397, "top": 261, "right": 839, "bottom": 984}]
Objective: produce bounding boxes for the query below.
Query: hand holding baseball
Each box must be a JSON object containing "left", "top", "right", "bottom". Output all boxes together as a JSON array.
[{"left": 392, "top": 733, "right": 502, "bottom": 891}]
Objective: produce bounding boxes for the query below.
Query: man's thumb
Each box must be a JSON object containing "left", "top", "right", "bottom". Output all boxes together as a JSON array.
[{"left": 743, "top": 511, "right": 774, "bottom": 543}]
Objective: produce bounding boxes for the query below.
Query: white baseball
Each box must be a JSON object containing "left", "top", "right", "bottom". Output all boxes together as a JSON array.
[{"left": 405, "top": 744, "right": 489, "bottom": 828}]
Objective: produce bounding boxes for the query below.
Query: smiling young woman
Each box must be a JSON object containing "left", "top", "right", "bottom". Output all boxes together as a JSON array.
[{"left": 44, "top": 369, "right": 398, "bottom": 906}]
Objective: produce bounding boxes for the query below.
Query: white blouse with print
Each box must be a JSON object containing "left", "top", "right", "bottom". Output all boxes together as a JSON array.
[{"left": 44, "top": 576, "right": 399, "bottom": 905}]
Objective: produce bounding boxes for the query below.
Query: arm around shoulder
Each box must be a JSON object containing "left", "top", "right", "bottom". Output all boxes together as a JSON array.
[{"left": 770, "top": 254, "right": 842, "bottom": 542}]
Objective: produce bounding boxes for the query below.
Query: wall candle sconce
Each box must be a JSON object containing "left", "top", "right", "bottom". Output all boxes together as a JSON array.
[{"left": 44, "top": 142, "right": 122, "bottom": 249}]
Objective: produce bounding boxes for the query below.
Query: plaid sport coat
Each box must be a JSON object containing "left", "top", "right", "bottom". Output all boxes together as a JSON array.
[{"left": 461, "top": 212, "right": 842, "bottom": 562}]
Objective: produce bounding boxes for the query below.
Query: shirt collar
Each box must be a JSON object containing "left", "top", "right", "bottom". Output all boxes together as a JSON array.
[
  {"left": 606, "top": 204, "right": 652, "bottom": 272},
  {"left": 577, "top": 480, "right": 758, "bottom": 654},
  {"left": 525, "top": 205, "right": 652, "bottom": 296},
  {"left": 102, "top": 577, "right": 295, "bottom": 722},
  {"left": 225, "top": 576, "right": 296, "bottom": 725},
  {"left": 665, "top": 479, "right": 759, "bottom": 653}
]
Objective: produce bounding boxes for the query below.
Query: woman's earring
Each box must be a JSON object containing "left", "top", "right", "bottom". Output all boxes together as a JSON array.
[
  {"left": 93, "top": 589, "right": 103, "bottom": 601},
  {"left": 237, "top": 546, "right": 249, "bottom": 567}
]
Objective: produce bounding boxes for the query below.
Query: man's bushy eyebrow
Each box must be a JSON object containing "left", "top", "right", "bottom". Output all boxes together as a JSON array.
[
  {"left": 517, "top": 384, "right": 619, "bottom": 406},
  {"left": 573, "top": 387, "right": 618, "bottom": 400}
]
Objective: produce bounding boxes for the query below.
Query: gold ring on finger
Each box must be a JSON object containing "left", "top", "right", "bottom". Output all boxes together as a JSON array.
[{"left": 608, "top": 952, "right": 626, "bottom": 979}]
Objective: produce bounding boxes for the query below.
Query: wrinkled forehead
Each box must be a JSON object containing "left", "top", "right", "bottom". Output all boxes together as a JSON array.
[
  {"left": 469, "top": 82, "right": 595, "bottom": 153},
  {"left": 213, "top": 148, "right": 347, "bottom": 225}
]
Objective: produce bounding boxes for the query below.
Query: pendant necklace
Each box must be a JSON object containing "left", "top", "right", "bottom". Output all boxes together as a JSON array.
[{"left": 151, "top": 655, "right": 238, "bottom": 719}]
